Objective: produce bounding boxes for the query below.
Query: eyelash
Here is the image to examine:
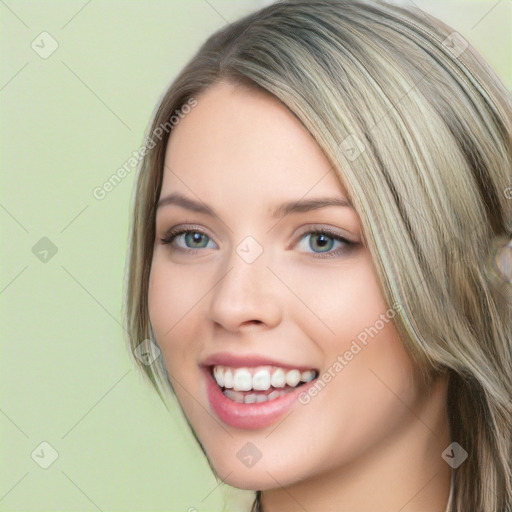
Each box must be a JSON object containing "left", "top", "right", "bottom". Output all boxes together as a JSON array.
[{"left": 159, "top": 225, "right": 355, "bottom": 259}]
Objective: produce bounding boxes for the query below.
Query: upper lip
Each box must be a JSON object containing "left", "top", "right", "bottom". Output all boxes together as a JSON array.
[{"left": 200, "top": 352, "right": 318, "bottom": 371}]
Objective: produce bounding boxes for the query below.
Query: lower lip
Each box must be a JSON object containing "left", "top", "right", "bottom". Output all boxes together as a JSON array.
[{"left": 203, "top": 367, "right": 317, "bottom": 430}]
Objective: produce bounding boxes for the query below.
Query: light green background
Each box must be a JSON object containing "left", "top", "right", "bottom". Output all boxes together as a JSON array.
[{"left": 1, "top": 1, "right": 510, "bottom": 511}]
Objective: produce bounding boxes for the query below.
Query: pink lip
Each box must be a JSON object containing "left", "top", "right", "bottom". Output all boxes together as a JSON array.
[
  {"left": 201, "top": 351, "right": 317, "bottom": 371},
  {"left": 202, "top": 366, "right": 318, "bottom": 430}
]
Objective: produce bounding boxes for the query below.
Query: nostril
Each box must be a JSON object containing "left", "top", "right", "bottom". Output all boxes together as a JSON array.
[{"left": 242, "top": 320, "right": 263, "bottom": 326}]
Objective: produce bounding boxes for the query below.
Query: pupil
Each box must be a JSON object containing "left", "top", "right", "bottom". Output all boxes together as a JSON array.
[
  {"left": 317, "top": 235, "right": 327, "bottom": 246},
  {"left": 187, "top": 232, "right": 205, "bottom": 247},
  {"left": 313, "top": 234, "right": 332, "bottom": 252}
]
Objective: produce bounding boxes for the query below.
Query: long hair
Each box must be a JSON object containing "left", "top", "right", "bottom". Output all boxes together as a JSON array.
[{"left": 123, "top": 1, "right": 512, "bottom": 510}]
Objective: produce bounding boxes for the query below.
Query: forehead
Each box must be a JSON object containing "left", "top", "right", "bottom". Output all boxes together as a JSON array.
[{"left": 161, "top": 81, "right": 347, "bottom": 208}]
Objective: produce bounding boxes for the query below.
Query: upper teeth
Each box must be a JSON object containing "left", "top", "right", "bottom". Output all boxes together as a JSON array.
[{"left": 212, "top": 365, "right": 316, "bottom": 391}]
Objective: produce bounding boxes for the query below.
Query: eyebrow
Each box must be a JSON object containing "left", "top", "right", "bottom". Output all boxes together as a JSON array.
[{"left": 156, "top": 192, "right": 352, "bottom": 219}]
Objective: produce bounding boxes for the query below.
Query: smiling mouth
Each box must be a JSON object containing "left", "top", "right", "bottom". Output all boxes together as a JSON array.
[{"left": 209, "top": 365, "right": 319, "bottom": 404}]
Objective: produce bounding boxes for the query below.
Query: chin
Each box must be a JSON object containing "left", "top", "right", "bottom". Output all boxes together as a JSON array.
[
  {"left": 207, "top": 453, "right": 310, "bottom": 491},
  {"left": 221, "top": 472, "right": 284, "bottom": 491}
]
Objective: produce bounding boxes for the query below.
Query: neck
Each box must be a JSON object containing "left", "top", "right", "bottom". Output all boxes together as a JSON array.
[{"left": 260, "top": 375, "right": 452, "bottom": 512}]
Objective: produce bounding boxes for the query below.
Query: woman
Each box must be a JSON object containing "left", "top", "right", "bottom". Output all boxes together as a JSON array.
[{"left": 123, "top": 1, "right": 512, "bottom": 510}]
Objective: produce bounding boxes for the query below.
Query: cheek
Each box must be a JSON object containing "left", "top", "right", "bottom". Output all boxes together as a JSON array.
[
  {"left": 147, "top": 259, "right": 203, "bottom": 369},
  {"left": 326, "top": 254, "right": 414, "bottom": 405},
  {"left": 288, "top": 251, "right": 393, "bottom": 344},
  {"left": 291, "top": 253, "right": 416, "bottom": 455},
  {"left": 147, "top": 260, "right": 213, "bottom": 426}
]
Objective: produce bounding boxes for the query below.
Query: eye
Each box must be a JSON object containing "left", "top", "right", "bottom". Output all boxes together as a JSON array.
[
  {"left": 296, "top": 229, "right": 354, "bottom": 258},
  {"left": 159, "top": 225, "right": 355, "bottom": 259},
  {"left": 160, "top": 227, "right": 217, "bottom": 252}
]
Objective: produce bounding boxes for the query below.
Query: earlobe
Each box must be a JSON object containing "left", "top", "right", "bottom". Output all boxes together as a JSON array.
[
  {"left": 493, "top": 236, "right": 512, "bottom": 284},
  {"left": 485, "top": 234, "right": 512, "bottom": 303}
]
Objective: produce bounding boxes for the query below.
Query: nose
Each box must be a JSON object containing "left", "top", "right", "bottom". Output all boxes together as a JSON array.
[{"left": 207, "top": 244, "right": 283, "bottom": 333}]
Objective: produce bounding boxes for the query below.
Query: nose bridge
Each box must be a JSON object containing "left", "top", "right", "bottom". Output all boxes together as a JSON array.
[{"left": 207, "top": 234, "right": 282, "bottom": 330}]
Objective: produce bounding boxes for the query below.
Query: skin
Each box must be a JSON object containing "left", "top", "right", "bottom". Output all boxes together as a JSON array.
[{"left": 148, "top": 80, "right": 452, "bottom": 511}]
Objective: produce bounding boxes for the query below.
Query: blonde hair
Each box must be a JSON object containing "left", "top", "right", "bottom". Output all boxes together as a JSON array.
[{"left": 123, "top": 1, "right": 512, "bottom": 510}]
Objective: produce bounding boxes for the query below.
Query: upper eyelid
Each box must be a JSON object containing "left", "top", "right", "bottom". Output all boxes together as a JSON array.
[
  {"left": 161, "top": 217, "right": 352, "bottom": 232},
  {"left": 159, "top": 222, "right": 352, "bottom": 236}
]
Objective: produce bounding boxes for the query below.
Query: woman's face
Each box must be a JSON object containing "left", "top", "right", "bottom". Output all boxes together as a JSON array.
[{"left": 148, "top": 81, "right": 434, "bottom": 490}]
